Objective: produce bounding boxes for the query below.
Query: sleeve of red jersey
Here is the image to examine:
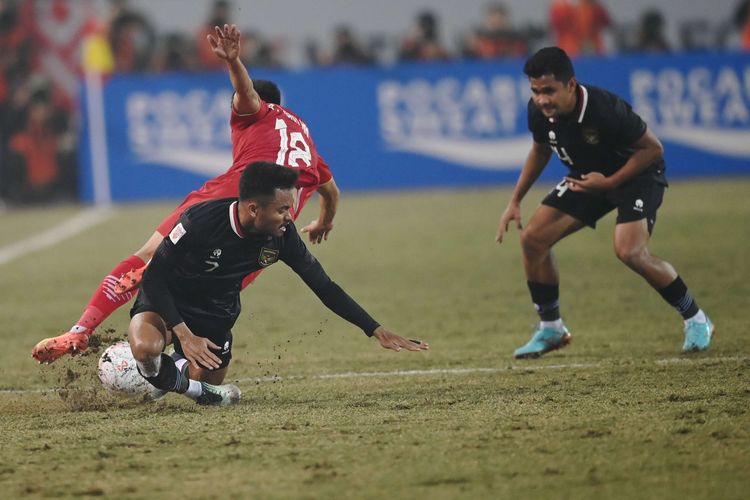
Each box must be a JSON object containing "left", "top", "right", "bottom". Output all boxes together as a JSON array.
[
  {"left": 230, "top": 95, "right": 269, "bottom": 130},
  {"left": 316, "top": 154, "right": 333, "bottom": 184}
]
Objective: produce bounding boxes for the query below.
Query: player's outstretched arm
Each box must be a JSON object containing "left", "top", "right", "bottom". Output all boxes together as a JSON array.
[
  {"left": 207, "top": 24, "right": 260, "bottom": 115},
  {"left": 301, "top": 179, "right": 340, "bottom": 244},
  {"left": 372, "top": 326, "right": 429, "bottom": 352}
]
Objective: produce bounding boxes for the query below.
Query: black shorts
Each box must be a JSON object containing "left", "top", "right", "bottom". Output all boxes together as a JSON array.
[
  {"left": 542, "top": 174, "right": 666, "bottom": 234},
  {"left": 130, "top": 293, "right": 234, "bottom": 369}
]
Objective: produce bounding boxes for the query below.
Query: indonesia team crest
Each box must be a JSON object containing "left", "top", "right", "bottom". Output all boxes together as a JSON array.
[
  {"left": 258, "top": 248, "right": 279, "bottom": 267},
  {"left": 582, "top": 128, "right": 600, "bottom": 144}
]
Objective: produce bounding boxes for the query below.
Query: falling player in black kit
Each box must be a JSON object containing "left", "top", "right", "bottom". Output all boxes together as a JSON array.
[
  {"left": 495, "top": 47, "right": 713, "bottom": 359},
  {"left": 128, "top": 162, "right": 428, "bottom": 405}
]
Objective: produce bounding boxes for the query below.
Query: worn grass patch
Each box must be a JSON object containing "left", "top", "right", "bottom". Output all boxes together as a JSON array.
[{"left": 0, "top": 179, "right": 748, "bottom": 499}]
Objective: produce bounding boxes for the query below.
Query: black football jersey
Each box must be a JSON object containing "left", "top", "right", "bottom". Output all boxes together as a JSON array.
[
  {"left": 139, "top": 198, "right": 379, "bottom": 336},
  {"left": 528, "top": 83, "right": 666, "bottom": 184}
]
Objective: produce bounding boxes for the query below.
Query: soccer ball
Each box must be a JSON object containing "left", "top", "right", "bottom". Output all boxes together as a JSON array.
[{"left": 97, "top": 341, "right": 166, "bottom": 401}]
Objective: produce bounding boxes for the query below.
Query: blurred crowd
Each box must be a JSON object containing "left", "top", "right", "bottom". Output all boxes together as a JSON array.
[{"left": 2, "top": 0, "right": 750, "bottom": 206}]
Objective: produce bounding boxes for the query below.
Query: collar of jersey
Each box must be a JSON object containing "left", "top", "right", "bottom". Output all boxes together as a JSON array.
[
  {"left": 548, "top": 84, "right": 589, "bottom": 124},
  {"left": 229, "top": 201, "right": 247, "bottom": 238}
]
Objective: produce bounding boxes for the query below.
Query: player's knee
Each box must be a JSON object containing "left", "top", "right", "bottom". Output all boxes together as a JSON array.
[
  {"left": 615, "top": 244, "right": 647, "bottom": 270},
  {"left": 127, "top": 335, "right": 162, "bottom": 362},
  {"left": 127, "top": 322, "right": 165, "bottom": 361},
  {"left": 520, "top": 227, "right": 548, "bottom": 255}
]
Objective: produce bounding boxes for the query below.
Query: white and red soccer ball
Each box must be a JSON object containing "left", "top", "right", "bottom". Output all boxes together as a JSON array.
[{"left": 97, "top": 341, "right": 165, "bottom": 401}]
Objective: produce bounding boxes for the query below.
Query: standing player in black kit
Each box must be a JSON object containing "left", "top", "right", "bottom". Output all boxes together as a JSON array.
[
  {"left": 129, "top": 162, "right": 427, "bottom": 405},
  {"left": 495, "top": 47, "right": 713, "bottom": 359}
]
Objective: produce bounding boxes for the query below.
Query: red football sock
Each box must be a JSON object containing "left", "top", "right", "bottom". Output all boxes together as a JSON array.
[{"left": 71, "top": 255, "right": 146, "bottom": 333}]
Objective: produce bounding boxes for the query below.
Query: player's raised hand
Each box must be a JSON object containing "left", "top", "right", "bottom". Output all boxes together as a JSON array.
[
  {"left": 496, "top": 202, "right": 523, "bottom": 243},
  {"left": 207, "top": 24, "right": 241, "bottom": 61},
  {"left": 372, "top": 326, "right": 429, "bottom": 352},
  {"left": 300, "top": 220, "right": 334, "bottom": 244}
]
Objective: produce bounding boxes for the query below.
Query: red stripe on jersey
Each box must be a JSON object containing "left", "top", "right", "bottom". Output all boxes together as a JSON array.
[{"left": 229, "top": 201, "right": 246, "bottom": 238}]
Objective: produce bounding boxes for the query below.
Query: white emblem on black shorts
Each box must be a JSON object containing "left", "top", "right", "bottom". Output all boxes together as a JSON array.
[
  {"left": 259, "top": 247, "right": 279, "bottom": 267},
  {"left": 634, "top": 199, "right": 644, "bottom": 212},
  {"left": 548, "top": 131, "right": 556, "bottom": 141}
]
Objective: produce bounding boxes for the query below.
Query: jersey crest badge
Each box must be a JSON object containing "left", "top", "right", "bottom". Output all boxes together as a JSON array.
[
  {"left": 259, "top": 247, "right": 280, "bottom": 267},
  {"left": 582, "top": 128, "right": 600, "bottom": 145}
]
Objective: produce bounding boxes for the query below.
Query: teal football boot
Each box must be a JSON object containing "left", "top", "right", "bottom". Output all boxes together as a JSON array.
[
  {"left": 682, "top": 316, "right": 714, "bottom": 353},
  {"left": 196, "top": 382, "right": 242, "bottom": 406},
  {"left": 514, "top": 323, "right": 572, "bottom": 359}
]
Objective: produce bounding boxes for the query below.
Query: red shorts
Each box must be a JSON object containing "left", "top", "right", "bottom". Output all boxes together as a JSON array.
[{"left": 156, "top": 172, "right": 318, "bottom": 236}]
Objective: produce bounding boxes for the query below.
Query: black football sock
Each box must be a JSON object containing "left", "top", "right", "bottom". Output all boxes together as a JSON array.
[
  {"left": 138, "top": 353, "right": 190, "bottom": 393},
  {"left": 527, "top": 281, "right": 561, "bottom": 321},
  {"left": 657, "top": 276, "right": 700, "bottom": 320}
]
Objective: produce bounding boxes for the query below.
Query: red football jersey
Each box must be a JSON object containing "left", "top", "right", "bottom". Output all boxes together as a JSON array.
[
  {"left": 155, "top": 99, "right": 333, "bottom": 237},
  {"left": 229, "top": 100, "right": 332, "bottom": 188}
]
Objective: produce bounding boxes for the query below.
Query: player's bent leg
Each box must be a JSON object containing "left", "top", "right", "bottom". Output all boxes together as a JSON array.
[
  {"left": 32, "top": 253, "right": 147, "bottom": 363},
  {"left": 614, "top": 220, "right": 714, "bottom": 352},
  {"left": 513, "top": 206, "right": 582, "bottom": 359},
  {"left": 520, "top": 205, "right": 586, "bottom": 283},
  {"left": 128, "top": 312, "right": 168, "bottom": 366},
  {"left": 613, "top": 219, "right": 676, "bottom": 289}
]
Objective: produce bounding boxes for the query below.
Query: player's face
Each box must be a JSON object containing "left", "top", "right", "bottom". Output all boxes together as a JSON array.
[
  {"left": 529, "top": 74, "right": 577, "bottom": 119},
  {"left": 252, "top": 189, "right": 295, "bottom": 237}
]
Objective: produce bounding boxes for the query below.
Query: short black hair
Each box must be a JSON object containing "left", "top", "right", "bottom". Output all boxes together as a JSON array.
[
  {"left": 254, "top": 80, "right": 281, "bottom": 105},
  {"left": 239, "top": 162, "right": 298, "bottom": 203},
  {"left": 523, "top": 47, "right": 575, "bottom": 83}
]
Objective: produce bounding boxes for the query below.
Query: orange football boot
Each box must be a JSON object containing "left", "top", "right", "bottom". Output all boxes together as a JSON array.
[
  {"left": 114, "top": 265, "right": 146, "bottom": 294},
  {"left": 32, "top": 329, "right": 91, "bottom": 364}
]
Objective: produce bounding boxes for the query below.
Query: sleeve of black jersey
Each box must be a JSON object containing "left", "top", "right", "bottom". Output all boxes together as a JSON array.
[
  {"left": 609, "top": 93, "right": 647, "bottom": 147},
  {"left": 527, "top": 100, "right": 548, "bottom": 144},
  {"left": 279, "top": 225, "right": 381, "bottom": 336},
  {"left": 139, "top": 216, "right": 194, "bottom": 329}
]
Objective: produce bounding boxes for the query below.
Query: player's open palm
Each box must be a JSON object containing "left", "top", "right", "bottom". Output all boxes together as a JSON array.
[
  {"left": 177, "top": 329, "right": 222, "bottom": 370},
  {"left": 207, "top": 24, "right": 241, "bottom": 61},
  {"left": 372, "top": 326, "right": 428, "bottom": 352},
  {"left": 496, "top": 202, "right": 522, "bottom": 243}
]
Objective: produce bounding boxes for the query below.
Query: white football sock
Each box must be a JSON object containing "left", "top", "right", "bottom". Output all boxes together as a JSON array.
[
  {"left": 184, "top": 380, "right": 203, "bottom": 400},
  {"left": 541, "top": 319, "right": 564, "bottom": 330},
  {"left": 685, "top": 309, "right": 707, "bottom": 324},
  {"left": 172, "top": 358, "right": 203, "bottom": 399}
]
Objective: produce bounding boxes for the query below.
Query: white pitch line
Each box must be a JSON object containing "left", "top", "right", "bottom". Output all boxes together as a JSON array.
[
  {"left": 234, "top": 357, "right": 747, "bottom": 384},
  {"left": 0, "top": 208, "right": 114, "bottom": 266},
  {"left": 2, "top": 356, "right": 747, "bottom": 395},
  {"left": 238, "top": 363, "right": 599, "bottom": 384}
]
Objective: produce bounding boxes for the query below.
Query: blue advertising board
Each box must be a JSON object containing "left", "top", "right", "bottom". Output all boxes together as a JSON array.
[{"left": 79, "top": 52, "right": 750, "bottom": 203}]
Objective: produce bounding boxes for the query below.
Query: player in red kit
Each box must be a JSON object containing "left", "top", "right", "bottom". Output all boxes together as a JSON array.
[{"left": 32, "top": 24, "right": 340, "bottom": 363}]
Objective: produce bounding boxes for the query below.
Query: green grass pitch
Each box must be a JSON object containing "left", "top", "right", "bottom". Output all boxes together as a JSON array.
[{"left": 0, "top": 179, "right": 748, "bottom": 499}]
